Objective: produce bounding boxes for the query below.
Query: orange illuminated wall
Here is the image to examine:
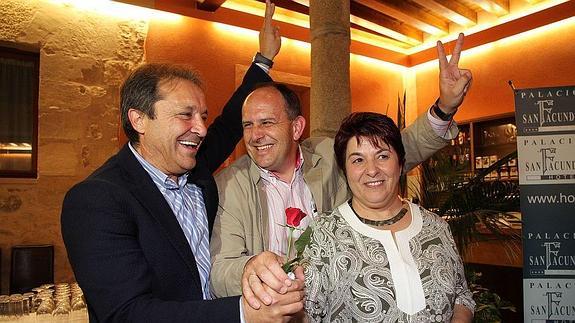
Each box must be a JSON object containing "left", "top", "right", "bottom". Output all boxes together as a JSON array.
[
  {"left": 143, "top": 8, "right": 574, "bottom": 137},
  {"left": 145, "top": 16, "right": 309, "bottom": 127},
  {"left": 350, "top": 55, "right": 404, "bottom": 115},
  {"left": 144, "top": 15, "right": 404, "bottom": 138}
]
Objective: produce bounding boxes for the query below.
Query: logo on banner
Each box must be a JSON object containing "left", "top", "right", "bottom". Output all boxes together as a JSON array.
[
  {"left": 525, "top": 279, "right": 575, "bottom": 321},
  {"left": 527, "top": 232, "right": 575, "bottom": 276},
  {"left": 518, "top": 88, "right": 575, "bottom": 134},
  {"left": 519, "top": 135, "right": 575, "bottom": 184}
]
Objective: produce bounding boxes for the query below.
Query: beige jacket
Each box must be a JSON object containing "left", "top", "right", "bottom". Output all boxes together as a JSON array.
[{"left": 209, "top": 112, "right": 457, "bottom": 297}]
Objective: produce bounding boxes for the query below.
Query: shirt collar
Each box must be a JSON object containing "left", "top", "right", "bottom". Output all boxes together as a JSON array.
[
  {"left": 258, "top": 145, "right": 305, "bottom": 184},
  {"left": 128, "top": 142, "right": 188, "bottom": 190}
]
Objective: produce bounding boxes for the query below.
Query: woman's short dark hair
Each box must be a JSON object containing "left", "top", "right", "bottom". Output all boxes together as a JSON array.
[
  {"left": 120, "top": 63, "right": 202, "bottom": 144},
  {"left": 334, "top": 112, "right": 405, "bottom": 173}
]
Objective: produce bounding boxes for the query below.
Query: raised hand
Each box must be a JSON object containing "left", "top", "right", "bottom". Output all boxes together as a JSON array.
[
  {"left": 437, "top": 33, "right": 473, "bottom": 114},
  {"left": 259, "top": 0, "right": 281, "bottom": 60},
  {"left": 242, "top": 251, "right": 292, "bottom": 309}
]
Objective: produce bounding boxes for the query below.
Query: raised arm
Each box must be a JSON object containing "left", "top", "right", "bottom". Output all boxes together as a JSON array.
[
  {"left": 399, "top": 112, "right": 452, "bottom": 173},
  {"left": 259, "top": 0, "right": 281, "bottom": 61},
  {"left": 196, "top": 0, "right": 280, "bottom": 173},
  {"left": 400, "top": 33, "right": 472, "bottom": 172},
  {"left": 435, "top": 33, "right": 473, "bottom": 116}
]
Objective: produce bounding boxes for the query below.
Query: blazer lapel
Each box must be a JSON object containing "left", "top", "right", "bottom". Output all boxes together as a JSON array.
[
  {"left": 191, "top": 176, "right": 215, "bottom": 235},
  {"left": 117, "top": 145, "right": 202, "bottom": 290}
]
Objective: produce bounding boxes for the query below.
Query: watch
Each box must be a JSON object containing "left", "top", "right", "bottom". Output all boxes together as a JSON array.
[
  {"left": 253, "top": 52, "right": 274, "bottom": 68},
  {"left": 432, "top": 99, "right": 456, "bottom": 121}
]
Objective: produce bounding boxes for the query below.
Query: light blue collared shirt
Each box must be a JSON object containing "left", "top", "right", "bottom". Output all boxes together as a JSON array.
[{"left": 128, "top": 143, "right": 212, "bottom": 300}]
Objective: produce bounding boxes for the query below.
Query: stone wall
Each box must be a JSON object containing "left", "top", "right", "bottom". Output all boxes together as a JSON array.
[{"left": 0, "top": 0, "right": 147, "bottom": 294}]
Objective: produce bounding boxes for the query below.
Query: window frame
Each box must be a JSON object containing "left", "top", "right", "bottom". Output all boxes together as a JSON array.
[{"left": 0, "top": 46, "right": 40, "bottom": 178}]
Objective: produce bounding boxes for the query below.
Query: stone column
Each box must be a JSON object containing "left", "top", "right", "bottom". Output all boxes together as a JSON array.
[{"left": 309, "top": 0, "right": 350, "bottom": 138}]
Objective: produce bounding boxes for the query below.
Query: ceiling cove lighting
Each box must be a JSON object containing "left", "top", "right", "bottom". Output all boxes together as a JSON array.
[
  {"left": 412, "top": 15, "right": 575, "bottom": 71},
  {"left": 222, "top": 0, "right": 309, "bottom": 28},
  {"left": 213, "top": 22, "right": 311, "bottom": 51},
  {"left": 406, "top": 0, "right": 570, "bottom": 54},
  {"left": 48, "top": 0, "right": 182, "bottom": 21}
]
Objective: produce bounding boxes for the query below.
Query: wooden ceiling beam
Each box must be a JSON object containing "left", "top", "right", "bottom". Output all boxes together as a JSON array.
[
  {"left": 408, "top": 0, "right": 574, "bottom": 66},
  {"left": 351, "top": 1, "right": 423, "bottom": 45},
  {"left": 259, "top": 0, "right": 421, "bottom": 46},
  {"left": 412, "top": 0, "right": 477, "bottom": 27},
  {"left": 196, "top": 0, "right": 227, "bottom": 12},
  {"left": 255, "top": 0, "right": 309, "bottom": 15},
  {"left": 467, "top": 0, "right": 509, "bottom": 16},
  {"left": 353, "top": 0, "right": 449, "bottom": 35}
]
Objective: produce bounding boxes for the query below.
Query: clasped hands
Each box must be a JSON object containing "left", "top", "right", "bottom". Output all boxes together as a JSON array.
[{"left": 241, "top": 251, "right": 305, "bottom": 323}]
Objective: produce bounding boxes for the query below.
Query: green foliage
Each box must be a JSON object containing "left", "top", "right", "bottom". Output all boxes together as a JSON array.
[
  {"left": 466, "top": 270, "right": 516, "bottom": 323},
  {"left": 294, "top": 225, "right": 312, "bottom": 257},
  {"left": 414, "top": 150, "right": 521, "bottom": 257},
  {"left": 282, "top": 225, "right": 313, "bottom": 273}
]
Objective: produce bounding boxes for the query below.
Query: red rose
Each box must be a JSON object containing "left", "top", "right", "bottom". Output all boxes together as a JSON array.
[{"left": 285, "top": 207, "right": 307, "bottom": 227}]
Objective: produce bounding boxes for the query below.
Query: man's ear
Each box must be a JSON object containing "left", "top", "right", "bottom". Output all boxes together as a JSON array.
[
  {"left": 128, "top": 109, "right": 147, "bottom": 134},
  {"left": 291, "top": 116, "right": 306, "bottom": 141}
]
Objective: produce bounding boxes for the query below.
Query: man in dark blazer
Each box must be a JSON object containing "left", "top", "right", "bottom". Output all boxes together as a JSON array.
[{"left": 61, "top": 3, "right": 304, "bottom": 322}]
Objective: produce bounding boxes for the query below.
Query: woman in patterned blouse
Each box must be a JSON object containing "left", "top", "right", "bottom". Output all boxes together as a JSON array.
[{"left": 304, "top": 112, "right": 475, "bottom": 322}]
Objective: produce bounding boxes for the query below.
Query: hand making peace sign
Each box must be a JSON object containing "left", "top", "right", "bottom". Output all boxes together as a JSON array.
[{"left": 436, "top": 33, "right": 473, "bottom": 114}]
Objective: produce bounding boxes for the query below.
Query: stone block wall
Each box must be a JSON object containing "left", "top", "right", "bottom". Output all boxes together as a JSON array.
[{"left": 0, "top": 0, "right": 147, "bottom": 294}]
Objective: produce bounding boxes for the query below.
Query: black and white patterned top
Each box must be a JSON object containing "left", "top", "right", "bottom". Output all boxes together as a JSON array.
[{"left": 304, "top": 201, "right": 475, "bottom": 323}]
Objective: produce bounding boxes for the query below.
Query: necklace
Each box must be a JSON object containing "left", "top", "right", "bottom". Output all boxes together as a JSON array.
[{"left": 347, "top": 199, "right": 408, "bottom": 226}]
